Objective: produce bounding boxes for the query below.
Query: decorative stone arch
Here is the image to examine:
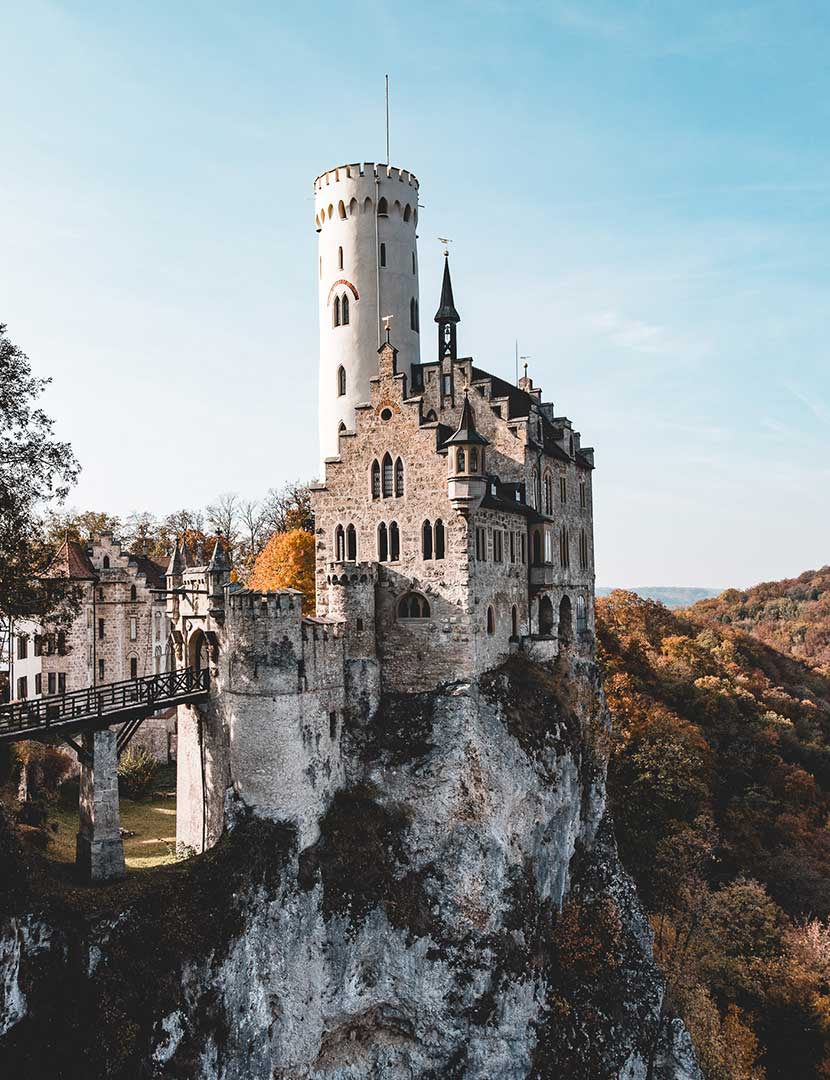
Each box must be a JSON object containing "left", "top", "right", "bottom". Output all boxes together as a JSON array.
[
  {"left": 397, "top": 592, "right": 430, "bottom": 620},
  {"left": 326, "top": 279, "right": 360, "bottom": 305}
]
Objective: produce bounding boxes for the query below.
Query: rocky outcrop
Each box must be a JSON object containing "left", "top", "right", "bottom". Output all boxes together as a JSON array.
[{"left": 0, "top": 654, "right": 701, "bottom": 1079}]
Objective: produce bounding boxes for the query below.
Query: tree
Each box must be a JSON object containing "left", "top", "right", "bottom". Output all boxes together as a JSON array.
[
  {"left": 0, "top": 325, "right": 80, "bottom": 625},
  {"left": 247, "top": 529, "right": 315, "bottom": 613},
  {"left": 261, "top": 480, "right": 314, "bottom": 536},
  {"left": 205, "top": 493, "right": 240, "bottom": 559},
  {"left": 43, "top": 509, "right": 122, "bottom": 548}
]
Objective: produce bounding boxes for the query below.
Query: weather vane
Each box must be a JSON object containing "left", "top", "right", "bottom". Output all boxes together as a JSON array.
[
  {"left": 438, "top": 237, "right": 453, "bottom": 256},
  {"left": 382, "top": 314, "right": 394, "bottom": 343}
]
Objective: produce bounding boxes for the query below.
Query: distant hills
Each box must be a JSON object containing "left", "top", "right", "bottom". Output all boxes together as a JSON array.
[
  {"left": 689, "top": 565, "right": 830, "bottom": 674},
  {"left": 595, "top": 585, "right": 721, "bottom": 609}
]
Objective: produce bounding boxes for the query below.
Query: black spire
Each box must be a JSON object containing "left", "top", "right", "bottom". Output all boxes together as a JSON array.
[
  {"left": 434, "top": 254, "right": 460, "bottom": 324},
  {"left": 435, "top": 253, "right": 460, "bottom": 364}
]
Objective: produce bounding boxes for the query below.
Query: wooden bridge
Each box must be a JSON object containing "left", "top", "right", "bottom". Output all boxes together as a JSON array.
[{"left": 0, "top": 667, "right": 209, "bottom": 748}]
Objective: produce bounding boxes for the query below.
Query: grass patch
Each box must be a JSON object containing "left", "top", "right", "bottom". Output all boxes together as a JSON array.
[{"left": 46, "top": 763, "right": 178, "bottom": 871}]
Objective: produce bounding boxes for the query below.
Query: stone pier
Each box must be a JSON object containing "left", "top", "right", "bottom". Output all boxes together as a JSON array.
[{"left": 75, "top": 729, "right": 126, "bottom": 883}]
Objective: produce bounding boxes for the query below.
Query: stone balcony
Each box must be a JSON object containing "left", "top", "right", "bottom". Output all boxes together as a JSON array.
[{"left": 529, "top": 562, "right": 557, "bottom": 589}]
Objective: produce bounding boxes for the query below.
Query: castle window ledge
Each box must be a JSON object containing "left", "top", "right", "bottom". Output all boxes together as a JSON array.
[{"left": 530, "top": 565, "right": 557, "bottom": 588}]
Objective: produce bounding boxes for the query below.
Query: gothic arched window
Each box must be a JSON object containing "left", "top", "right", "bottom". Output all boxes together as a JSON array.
[
  {"left": 380, "top": 242, "right": 387, "bottom": 267},
  {"left": 333, "top": 295, "right": 341, "bottom": 327},
  {"left": 378, "top": 522, "right": 388, "bottom": 562},
  {"left": 102, "top": 556, "right": 110, "bottom": 569},
  {"left": 486, "top": 606, "right": 495, "bottom": 635},
  {"left": 434, "top": 519, "right": 445, "bottom": 560},
  {"left": 337, "top": 365, "right": 346, "bottom": 396},
  {"left": 544, "top": 473, "right": 553, "bottom": 515},
  {"left": 338, "top": 246, "right": 344, "bottom": 270},
  {"left": 422, "top": 520, "right": 433, "bottom": 560},
  {"left": 511, "top": 605, "right": 519, "bottom": 638},
  {"left": 378, "top": 197, "right": 388, "bottom": 216},
  {"left": 457, "top": 447, "right": 466, "bottom": 473},
  {"left": 342, "top": 294, "right": 350, "bottom": 325},
  {"left": 389, "top": 521, "right": 400, "bottom": 561},
  {"left": 130, "top": 585, "right": 137, "bottom": 601},
  {"left": 395, "top": 457, "right": 404, "bottom": 496},
  {"left": 560, "top": 527, "right": 570, "bottom": 568},
  {"left": 576, "top": 595, "right": 588, "bottom": 633},
  {"left": 469, "top": 447, "right": 479, "bottom": 472},
  {"left": 346, "top": 524, "right": 357, "bottom": 561},
  {"left": 335, "top": 524, "right": 345, "bottom": 561},
  {"left": 371, "top": 460, "right": 381, "bottom": 499},
  {"left": 398, "top": 593, "right": 430, "bottom": 619},
  {"left": 410, "top": 298, "right": 416, "bottom": 330},
  {"left": 382, "top": 453, "right": 393, "bottom": 498}
]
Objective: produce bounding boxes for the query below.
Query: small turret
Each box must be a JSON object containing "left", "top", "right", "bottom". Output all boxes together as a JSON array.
[
  {"left": 444, "top": 391, "right": 488, "bottom": 516},
  {"left": 206, "top": 539, "right": 231, "bottom": 620},
  {"left": 435, "top": 251, "right": 460, "bottom": 363}
]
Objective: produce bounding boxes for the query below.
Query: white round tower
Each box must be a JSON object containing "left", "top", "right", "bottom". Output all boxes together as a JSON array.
[{"left": 314, "top": 162, "right": 421, "bottom": 467}]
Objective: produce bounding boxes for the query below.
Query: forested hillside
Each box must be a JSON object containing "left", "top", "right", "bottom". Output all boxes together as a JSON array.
[
  {"left": 689, "top": 567, "right": 830, "bottom": 675},
  {"left": 598, "top": 590, "right": 830, "bottom": 1080}
]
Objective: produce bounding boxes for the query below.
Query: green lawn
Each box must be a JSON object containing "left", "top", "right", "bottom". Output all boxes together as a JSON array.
[{"left": 47, "top": 764, "right": 178, "bottom": 871}]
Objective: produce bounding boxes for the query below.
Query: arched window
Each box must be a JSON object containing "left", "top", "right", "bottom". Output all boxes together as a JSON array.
[
  {"left": 371, "top": 460, "right": 381, "bottom": 499},
  {"left": 579, "top": 480, "right": 587, "bottom": 509},
  {"left": 333, "top": 295, "right": 341, "bottom": 327},
  {"left": 378, "top": 522, "right": 388, "bottom": 562},
  {"left": 560, "top": 527, "right": 570, "bottom": 568},
  {"left": 544, "top": 473, "right": 553, "bottom": 515},
  {"left": 469, "top": 447, "right": 479, "bottom": 472},
  {"left": 410, "top": 298, "right": 416, "bottom": 330},
  {"left": 327, "top": 203, "right": 334, "bottom": 220},
  {"left": 412, "top": 251, "right": 416, "bottom": 274},
  {"left": 486, "top": 606, "right": 495, "bottom": 635},
  {"left": 404, "top": 203, "right": 412, "bottom": 222},
  {"left": 130, "top": 656, "right": 138, "bottom": 679},
  {"left": 380, "top": 242, "right": 387, "bottom": 267},
  {"left": 530, "top": 470, "right": 537, "bottom": 508},
  {"left": 539, "top": 596, "right": 554, "bottom": 636},
  {"left": 57, "top": 630, "right": 66, "bottom": 656},
  {"left": 130, "top": 584, "right": 137, "bottom": 601},
  {"left": 559, "top": 595, "right": 573, "bottom": 641},
  {"left": 434, "top": 519, "right": 445, "bottom": 559},
  {"left": 389, "top": 521, "right": 400, "bottom": 561},
  {"left": 335, "top": 524, "right": 345, "bottom": 561},
  {"left": 532, "top": 530, "right": 542, "bottom": 566},
  {"left": 398, "top": 593, "right": 430, "bottom": 619},
  {"left": 422, "top": 520, "right": 433, "bottom": 559},
  {"left": 457, "top": 447, "right": 466, "bottom": 473},
  {"left": 511, "top": 605, "right": 518, "bottom": 638},
  {"left": 337, "top": 365, "right": 346, "bottom": 396},
  {"left": 342, "top": 294, "right": 350, "bottom": 325},
  {"left": 346, "top": 524, "right": 357, "bottom": 561},
  {"left": 349, "top": 197, "right": 358, "bottom": 217},
  {"left": 338, "top": 200, "right": 346, "bottom": 219},
  {"left": 382, "top": 453, "right": 393, "bottom": 497},
  {"left": 378, "top": 197, "right": 388, "bottom": 216},
  {"left": 576, "top": 595, "right": 588, "bottom": 633},
  {"left": 338, "top": 245, "right": 343, "bottom": 269},
  {"left": 395, "top": 457, "right": 404, "bottom": 496},
  {"left": 425, "top": 409, "right": 437, "bottom": 423},
  {"left": 580, "top": 529, "right": 589, "bottom": 569},
  {"left": 102, "top": 555, "right": 110, "bottom": 569},
  {"left": 363, "top": 196, "right": 373, "bottom": 214},
  {"left": 338, "top": 421, "right": 346, "bottom": 434}
]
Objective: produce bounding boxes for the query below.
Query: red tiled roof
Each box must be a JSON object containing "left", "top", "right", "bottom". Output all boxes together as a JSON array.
[{"left": 43, "top": 538, "right": 97, "bottom": 581}]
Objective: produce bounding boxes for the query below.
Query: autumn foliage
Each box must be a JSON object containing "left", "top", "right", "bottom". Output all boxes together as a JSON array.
[
  {"left": 247, "top": 528, "right": 315, "bottom": 613},
  {"left": 598, "top": 589, "right": 830, "bottom": 1078}
]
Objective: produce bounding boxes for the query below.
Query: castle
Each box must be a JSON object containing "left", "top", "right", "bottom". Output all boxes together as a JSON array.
[{"left": 169, "top": 161, "right": 596, "bottom": 854}]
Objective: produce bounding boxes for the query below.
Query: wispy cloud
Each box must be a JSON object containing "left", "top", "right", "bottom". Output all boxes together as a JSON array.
[
  {"left": 784, "top": 383, "right": 830, "bottom": 425},
  {"left": 593, "top": 309, "right": 676, "bottom": 355}
]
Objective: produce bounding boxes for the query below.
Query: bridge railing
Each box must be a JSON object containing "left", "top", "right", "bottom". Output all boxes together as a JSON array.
[{"left": 0, "top": 667, "right": 210, "bottom": 741}]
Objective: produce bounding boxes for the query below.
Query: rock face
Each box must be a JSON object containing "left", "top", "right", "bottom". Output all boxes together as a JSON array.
[{"left": 0, "top": 654, "right": 701, "bottom": 1079}]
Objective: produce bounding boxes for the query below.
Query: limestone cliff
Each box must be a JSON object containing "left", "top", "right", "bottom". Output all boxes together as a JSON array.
[{"left": 0, "top": 655, "right": 700, "bottom": 1079}]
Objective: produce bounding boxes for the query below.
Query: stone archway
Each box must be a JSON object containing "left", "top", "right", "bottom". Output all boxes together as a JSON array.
[
  {"left": 538, "top": 595, "right": 554, "bottom": 636},
  {"left": 188, "top": 628, "right": 208, "bottom": 673},
  {"left": 558, "top": 595, "right": 573, "bottom": 644}
]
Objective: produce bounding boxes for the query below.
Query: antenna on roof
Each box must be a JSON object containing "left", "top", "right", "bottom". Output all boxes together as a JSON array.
[{"left": 385, "top": 74, "right": 390, "bottom": 165}]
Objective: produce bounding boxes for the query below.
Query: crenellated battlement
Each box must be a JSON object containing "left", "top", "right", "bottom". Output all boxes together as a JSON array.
[
  {"left": 225, "top": 587, "right": 305, "bottom": 621},
  {"left": 313, "top": 162, "right": 419, "bottom": 192}
]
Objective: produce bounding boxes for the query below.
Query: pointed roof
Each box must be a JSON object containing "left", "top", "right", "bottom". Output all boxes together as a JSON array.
[
  {"left": 443, "top": 391, "right": 488, "bottom": 447},
  {"left": 207, "top": 538, "right": 230, "bottom": 572},
  {"left": 166, "top": 542, "right": 184, "bottom": 577},
  {"left": 42, "top": 537, "right": 97, "bottom": 581},
  {"left": 434, "top": 254, "right": 460, "bottom": 324}
]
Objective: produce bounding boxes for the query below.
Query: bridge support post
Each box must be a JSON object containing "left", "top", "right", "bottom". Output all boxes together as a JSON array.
[{"left": 76, "top": 729, "right": 126, "bottom": 884}]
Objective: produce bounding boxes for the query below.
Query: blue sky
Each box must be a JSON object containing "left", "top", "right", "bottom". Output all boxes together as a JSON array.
[{"left": 2, "top": 1, "right": 828, "bottom": 588}]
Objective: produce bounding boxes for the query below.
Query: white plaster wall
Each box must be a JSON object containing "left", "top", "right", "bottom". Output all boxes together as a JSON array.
[{"left": 315, "top": 162, "right": 421, "bottom": 466}]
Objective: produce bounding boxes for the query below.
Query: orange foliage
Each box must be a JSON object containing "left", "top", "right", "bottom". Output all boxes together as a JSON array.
[{"left": 247, "top": 528, "right": 315, "bottom": 613}]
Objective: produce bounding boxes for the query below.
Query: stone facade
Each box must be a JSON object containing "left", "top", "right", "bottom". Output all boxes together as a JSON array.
[
  {"left": 168, "top": 257, "right": 597, "bottom": 853},
  {"left": 8, "top": 535, "right": 175, "bottom": 761}
]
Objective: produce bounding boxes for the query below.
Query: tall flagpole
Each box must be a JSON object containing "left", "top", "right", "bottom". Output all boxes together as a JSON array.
[{"left": 385, "top": 74, "right": 390, "bottom": 164}]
